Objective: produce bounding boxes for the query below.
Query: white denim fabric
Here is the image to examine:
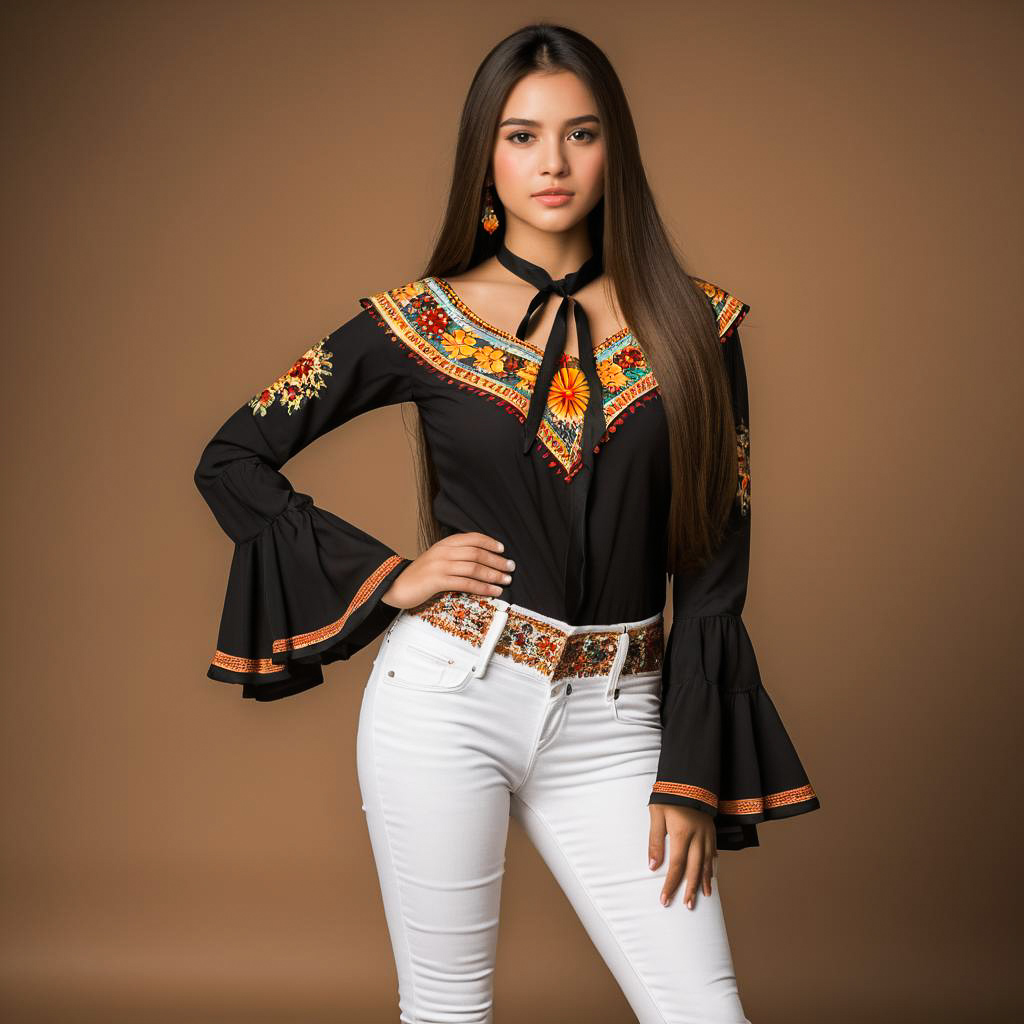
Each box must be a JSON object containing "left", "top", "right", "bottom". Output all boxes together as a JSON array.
[{"left": 356, "top": 598, "right": 752, "bottom": 1024}]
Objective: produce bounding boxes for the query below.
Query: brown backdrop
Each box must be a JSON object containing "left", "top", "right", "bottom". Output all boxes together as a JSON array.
[{"left": 2, "top": 1, "right": 1020, "bottom": 1021}]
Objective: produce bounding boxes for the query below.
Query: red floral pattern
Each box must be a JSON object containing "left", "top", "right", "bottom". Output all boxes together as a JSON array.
[{"left": 248, "top": 338, "right": 334, "bottom": 417}]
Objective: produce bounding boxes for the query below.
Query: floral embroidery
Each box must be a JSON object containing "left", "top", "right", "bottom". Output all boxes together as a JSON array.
[
  {"left": 361, "top": 276, "right": 746, "bottom": 480},
  {"left": 249, "top": 338, "right": 334, "bottom": 417},
  {"left": 471, "top": 344, "right": 508, "bottom": 375},
  {"left": 547, "top": 363, "right": 590, "bottom": 419},
  {"left": 360, "top": 277, "right": 659, "bottom": 480},
  {"left": 418, "top": 305, "right": 449, "bottom": 336},
  {"left": 394, "top": 280, "right": 427, "bottom": 304},
  {"left": 516, "top": 360, "right": 539, "bottom": 391},
  {"left": 406, "top": 590, "right": 664, "bottom": 682},
  {"left": 736, "top": 418, "right": 751, "bottom": 515},
  {"left": 691, "top": 278, "right": 750, "bottom": 340},
  {"left": 440, "top": 327, "right": 479, "bottom": 361}
]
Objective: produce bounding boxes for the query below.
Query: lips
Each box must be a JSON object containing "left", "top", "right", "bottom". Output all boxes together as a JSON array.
[
  {"left": 533, "top": 190, "right": 573, "bottom": 196},
  {"left": 533, "top": 192, "right": 574, "bottom": 207}
]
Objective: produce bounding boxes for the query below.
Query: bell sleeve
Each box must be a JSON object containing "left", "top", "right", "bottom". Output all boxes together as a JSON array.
[
  {"left": 649, "top": 300, "right": 821, "bottom": 850},
  {"left": 193, "top": 304, "right": 415, "bottom": 701}
]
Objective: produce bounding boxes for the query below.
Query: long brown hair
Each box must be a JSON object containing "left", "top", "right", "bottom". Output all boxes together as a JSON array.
[{"left": 411, "top": 22, "right": 738, "bottom": 578}]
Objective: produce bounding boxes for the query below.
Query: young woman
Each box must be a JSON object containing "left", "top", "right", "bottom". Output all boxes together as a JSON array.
[{"left": 194, "top": 23, "right": 820, "bottom": 1024}]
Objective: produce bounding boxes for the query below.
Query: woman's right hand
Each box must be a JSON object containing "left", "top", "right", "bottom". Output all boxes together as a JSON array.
[{"left": 380, "top": 532, "right": 515, "bottom": 610}]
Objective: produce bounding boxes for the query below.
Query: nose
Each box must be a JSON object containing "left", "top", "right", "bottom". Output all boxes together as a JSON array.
[{"left": 537, "top": 140, "right": 570, "bottom": 177}]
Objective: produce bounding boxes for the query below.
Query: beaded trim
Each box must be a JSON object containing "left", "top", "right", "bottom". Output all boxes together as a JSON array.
[{"left": 404, "top": 590, "right": 664, "bottom": 682}]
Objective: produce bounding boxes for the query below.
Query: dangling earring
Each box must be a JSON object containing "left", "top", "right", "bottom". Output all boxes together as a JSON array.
[{"left": 481, "top": 182, "right": 500, "bottom": 234}]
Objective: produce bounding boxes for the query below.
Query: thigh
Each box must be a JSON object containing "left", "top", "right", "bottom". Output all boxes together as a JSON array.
[
  {"left": 511, "top": 679, "right": 751, "bottom": 1024},
  {"left": 355, "top": 631, "right": 515, "bottom": 1024}
]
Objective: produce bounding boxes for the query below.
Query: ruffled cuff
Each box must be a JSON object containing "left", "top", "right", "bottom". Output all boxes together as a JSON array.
[
  {"left": 649, "top": 614, "right": 821, "bottom": 851},
  {"left": 205, "top": 492, "right": 411, "bottom": 701}
]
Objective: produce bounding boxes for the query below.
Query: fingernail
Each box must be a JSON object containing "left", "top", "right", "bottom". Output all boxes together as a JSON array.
[
  {"left": 660, "top": 892, "right": 668, "bottom": 906},
  {"left": 497, "top": 542, "right": 504, "bottom": 551},
  {"left": 649, "top": 858, "right": 657, "bottom": 870}
]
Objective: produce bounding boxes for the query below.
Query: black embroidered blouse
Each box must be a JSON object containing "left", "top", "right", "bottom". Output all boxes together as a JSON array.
[{"left": 194, "top": 274, "right": 821, "bottom": 850}]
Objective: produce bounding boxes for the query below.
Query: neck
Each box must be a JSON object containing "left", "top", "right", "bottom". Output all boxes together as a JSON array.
[{"left": 499, "top": 220, "right": 594, "bottom": 281}]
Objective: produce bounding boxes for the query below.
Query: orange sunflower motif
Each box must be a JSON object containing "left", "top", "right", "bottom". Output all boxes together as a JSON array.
[{"left": 545, "top": 364, "right": 591, "bottom": 420}]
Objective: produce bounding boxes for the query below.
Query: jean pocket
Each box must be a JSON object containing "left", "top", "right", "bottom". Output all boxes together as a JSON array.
[
  {"left": 609, "top": 670, "right": 663, "bottom": 729},
  {"left": 380, "top": 636, "right": 476, "bottom": 693}
]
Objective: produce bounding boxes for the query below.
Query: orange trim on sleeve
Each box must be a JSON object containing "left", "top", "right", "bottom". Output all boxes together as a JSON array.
[
  {"left": 208, "top": 554, "right": 406, "bottom": 673},
  {"left": 651, "top": 781, "right": 818, "bottom": 816}
]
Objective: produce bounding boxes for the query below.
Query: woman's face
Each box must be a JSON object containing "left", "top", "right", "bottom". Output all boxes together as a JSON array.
[{"left": 491, "top": 70, "right": 606, "bottom": 234}]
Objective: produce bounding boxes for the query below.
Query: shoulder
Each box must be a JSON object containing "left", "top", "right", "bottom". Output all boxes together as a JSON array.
[
  {"left": 358, "top": 276, "right": 434, "bottom": 315},
  {"left": 356, "top": 277, "right": 439, "bottom": 347},
  {"left": 689, "top": 277, "right": 751, "bottom": 341}
]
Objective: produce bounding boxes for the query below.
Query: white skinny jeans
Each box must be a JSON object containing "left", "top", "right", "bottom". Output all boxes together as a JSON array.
[{"left": 356, "top": 597, "right": 752, "bottom": 1024}]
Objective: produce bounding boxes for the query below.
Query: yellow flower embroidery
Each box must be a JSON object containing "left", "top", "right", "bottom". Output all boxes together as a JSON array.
[
  {"left": 597, "top": 360, "right": 629, "bottom": 392},
  {"left": 394, "top": 281, "right": 427, "bottom": 305},
  {"left": 517, "top": 361, "right": 539, "bottom": 390},
  {"left": 472, "top": 345, "right": 507, "bottom": 374},
  {"left": 441, "top": 327, "right": 480, "bottom": 360}
]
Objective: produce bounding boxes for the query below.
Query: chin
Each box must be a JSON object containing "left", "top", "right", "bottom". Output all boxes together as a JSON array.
[{"left": 517, "top": 208, "right": 587, "bottom": 231}]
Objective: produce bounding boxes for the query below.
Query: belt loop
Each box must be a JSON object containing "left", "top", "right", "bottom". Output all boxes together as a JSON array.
[
  {"left": 605, "top": 627, "right": 631, "bottom": 701},
  {"left": 471, "top": 601, "right": 510, "bottom": 678},
  {"left": 382, "top": 610, "right": 404, "bottom": 647}
]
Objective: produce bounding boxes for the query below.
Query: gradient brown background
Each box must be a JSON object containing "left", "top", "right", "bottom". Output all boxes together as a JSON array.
[{"left": 2, "top": 1, "right": 1020, "bottom": 1021}]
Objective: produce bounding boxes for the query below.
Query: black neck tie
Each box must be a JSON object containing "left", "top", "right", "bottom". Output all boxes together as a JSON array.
[{"left": 495, "top": 242, "right": 605, "bottom": 622}]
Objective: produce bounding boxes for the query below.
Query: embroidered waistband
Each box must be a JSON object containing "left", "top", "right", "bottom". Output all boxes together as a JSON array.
[{"left": 402, "top": 591, "right": 664, "bottom": 683}]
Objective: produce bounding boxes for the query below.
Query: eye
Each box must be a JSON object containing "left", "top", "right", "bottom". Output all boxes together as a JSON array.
[
  {"left": 569, "top": 129, "right": 596, "bottom": 142},
  {"left": 507, "top": 131, "right": 534, "bottom": 144}
]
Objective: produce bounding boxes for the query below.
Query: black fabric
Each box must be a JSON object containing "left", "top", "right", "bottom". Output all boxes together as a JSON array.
[
  {"left": 194, "top": 315, "right": 414, "bottom": 700},
  {"left": 494, "top": 243, "right": 605, "bottom": 622},
  {"left": 645, "top": 310, "right": 821, "bottom": 849},
  {"left": 194, "top": 270, "right": 821, "bottom": 850}
]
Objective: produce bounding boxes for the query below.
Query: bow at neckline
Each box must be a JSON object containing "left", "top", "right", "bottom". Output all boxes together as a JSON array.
[{"left": 495, "top": 242, "right": 606, "bottom": 622}]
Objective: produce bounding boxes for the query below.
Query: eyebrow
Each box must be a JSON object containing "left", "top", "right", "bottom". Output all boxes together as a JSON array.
[{"left": 498, "top": 115, "right": 601, "bottom": 128}]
